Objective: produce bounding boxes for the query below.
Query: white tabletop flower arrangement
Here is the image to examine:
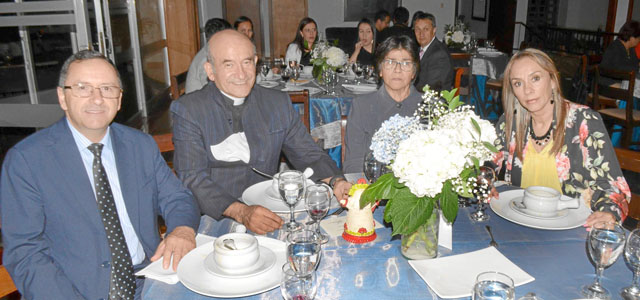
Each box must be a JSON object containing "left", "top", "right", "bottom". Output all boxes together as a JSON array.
[
  {"left": 360, "top": 85, "right": 497, "bottom": 259},
  {"left": 310, "top": 41, "right": 347, "bottom": 81},
  {"left": 444, "top": 20, "right": 471, "bottom": 50}
]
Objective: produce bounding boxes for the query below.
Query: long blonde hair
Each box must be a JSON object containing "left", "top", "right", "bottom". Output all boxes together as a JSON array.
[{"left": 502, "top": 48, "right": 568, "bottom": 160}]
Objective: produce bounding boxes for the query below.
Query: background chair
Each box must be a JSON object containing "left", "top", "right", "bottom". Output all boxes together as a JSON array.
[
  {"left": 287, "top": 90, "right": 310, "bottom": 132},
  {"left": 454, "top": 66, "right": 471, "bottom": 98},
  {"left": 593, "top": 67, "right": 640, "bottom": 149},
  {"left": 170, "top": 71, "right": 188, "bottom": 100}
]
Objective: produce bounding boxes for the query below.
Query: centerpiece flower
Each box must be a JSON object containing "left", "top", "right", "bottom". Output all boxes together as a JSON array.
[
  {"left": 310, "top": 41, "right": 347, "bottom": 81},
  {"left": 360, "top": 86, "right": 497, "bottom": 259},
  {"left": 444, "top": 20, "right": 471, "bottom": 50}
]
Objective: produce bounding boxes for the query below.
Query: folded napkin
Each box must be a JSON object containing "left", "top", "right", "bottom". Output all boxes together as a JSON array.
[
  {"left": 281, "top": 86, "right": 321, "bottom": 95},
  {"left": 342, "top": 83, "right": 377, "bottom": 92},
  {"left": 135, "top": 234, "right": 216, "bottom": 284},
  {"left": 210, "top": 132, "right": 250, "bottom": 163},
  {"left": 319, "top": 214, "right": 384, "bottom": 237},
  {"left": 408, "top": 247, "right": 535, "bottom": 299}
]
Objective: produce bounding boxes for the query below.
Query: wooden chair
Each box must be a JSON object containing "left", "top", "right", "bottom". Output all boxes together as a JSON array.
[
  {"left": 593, "top": 67, "right": 640, "bottom": 148},
  {"left": 288, "top": 90, "right": 310, "bottom": 132},
  {"left": 615, "top": 148, "right": 640, "bottom": 230},
  {"left": 0, "top": 265, "right": 18, "bottom": 298},
  {"left": 152, "top": 133, "right": 174, "bottom": 169},
  {"left": 450, "top": 52, "right": 472, "bottom": 66},
  {"left": 341, "top": 115, "right": 347, "bottom": 166},
  {"left": 482, "top": 78, "right": 504, "bottom": 120},
  {"left": 454, "top": 67, "right": 471, "bottom": 98},
  {"left": 586, "top": 66, "right": 617, "bottom": 109},
  {"left": 170, "top": 71, "right": 188, "bottom": 100}
]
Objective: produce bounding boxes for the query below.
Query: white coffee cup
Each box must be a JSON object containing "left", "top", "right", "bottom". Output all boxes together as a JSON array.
[
  {"left": 213, "top": 233, "right": 260, "bottom": 274},
  {"left": 522, "top": 186, "right": 579, "bottom": 216}
]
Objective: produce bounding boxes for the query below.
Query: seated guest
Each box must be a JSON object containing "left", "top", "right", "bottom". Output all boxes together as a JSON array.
[
  {"left": 349, "top": 18, "right": 376, "bottom": 66},
  {"left": 285, "top": 17, "right": 318, "bottom": 66},
  {"left": 171, "top": 30, "right": 351, "bottom": 235},
  {"left": 377, "top": 7, "right": 413, "bottom": 45},
  {"left": 494, "top": 48, "right": 630, "bottom": 226},
  {"left": 0, "top": 50, "right": 200, "bottom": 299},
  {"left": 374, "top": 9, "right": 391, "bottom": 37},
  {"left": 343, "top": 35, "right": 423, "bottom": 172},
  {"left": 413, "top": 12, "right": 454, "bottom": 91},
  {"left": 234, "top": 16, "right": 254, "bottom": 40},
  {"left": 600, "top": 20, "right": 640, "bottom": 86},
  {"left": 185, "top": 18, "right": 231, "bottom": 94}
]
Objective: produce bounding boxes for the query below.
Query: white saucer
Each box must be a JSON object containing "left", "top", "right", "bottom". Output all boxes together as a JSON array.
[
  {"left": 242, "top": 180, "right": 340, "bottom": 213},
  {"left": 491, "top": 189, "right": 591, "bottom": 230},
  {"left": 204, "top": 246, "right": 276, "bottom": 278},
  {"left": 508, "top": 198, "right": 569, "bottom": 220},
  {"left": 258, "top": 81, "right": 279, "bottom": 88},
  {"left": 177, "top": 236, "right": 286, "bottom": 298}
]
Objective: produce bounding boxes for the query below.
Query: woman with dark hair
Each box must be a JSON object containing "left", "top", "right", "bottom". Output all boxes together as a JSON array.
[
  {"left": 343, "top": 35, "right": 423, "bottom": 172},
  {"left": 285, "top": 17, "right": 318, "bottom": 66},
  {"left": 600, "top": 20, "right": 640, "bottom": 85},
  {"left": 349, "top": 18, "right": 376, "bottom": 65},
  {"left": 494, "top": 48, "right": 630, "bottom": 227},
  {"left": 234, "top": 16, "right": 254, "bottom": 40}
]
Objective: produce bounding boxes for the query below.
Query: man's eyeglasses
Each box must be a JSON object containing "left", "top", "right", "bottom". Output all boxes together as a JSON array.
[
  {"left": 382, "top": 59, "right": 415, "bottom": 72},
  {"left": 63, "top": 83, "right": 122, "bottom": 98}
]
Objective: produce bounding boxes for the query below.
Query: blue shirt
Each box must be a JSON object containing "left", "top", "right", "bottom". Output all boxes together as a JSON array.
[{"left": 67, "top": 119, "right": 145, "bottom": 265}]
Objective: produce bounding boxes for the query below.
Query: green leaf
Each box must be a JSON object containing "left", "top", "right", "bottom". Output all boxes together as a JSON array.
[
  {"left": 360, "top": 173, "right": 397, "bottom": 208},
  {"left": 441, "top": 89, "right": 455, "bottom": 102},
  {"left": 440, "top": 181, "right": 459, "bottom": 223},
  {"left": 483, "top": 141, "right": 499, "bottom": 153},
  {"left": 388, "top": 194, "right": 434, "bottom": 236},
  {"left": 471, "top": 118, "right": 481, "bottom": 135},
  {"left": 383, "top": 197, "right": 394, "bottom": 223},
  {"left": 471, "top": 156, "right": 480, "bottom": 170}
]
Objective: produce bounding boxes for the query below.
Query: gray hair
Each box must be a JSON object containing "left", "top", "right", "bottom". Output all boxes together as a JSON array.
[
  {"left": 206, "top": 36, "right": 257, "bottom": 72},
  {"left": 58, "top": 50, "right": 121, "bottom": 87}
]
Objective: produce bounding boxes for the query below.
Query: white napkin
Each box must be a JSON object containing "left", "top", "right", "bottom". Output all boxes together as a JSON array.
[
  {"left": 135, "top": 234, "right": 216, "bottom": 284},
  {"left": 210, "top": 132, "right": 250, "bottom": 163},
  {"left": 438, "top": 214, "right": 452, "bottom": 250},
  {"left": 281, "top": 86, "right": 321, "bottom": 95},
  {"left": 319, "top": 214, "right": 384, "bottom": 237},
  {"left": 408, "top": 247, "right": 535, "bottom": 299},
  {"left": 342, "top": 84, "right": 377, "bottom": 92}
]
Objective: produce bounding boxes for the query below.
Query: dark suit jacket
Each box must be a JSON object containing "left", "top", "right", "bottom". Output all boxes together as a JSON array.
[
  {"left": 414, "top": 38, "right": 454, "bottom": 92},
  {"left": 377, "top": 24, "right": 414, "bottom": 45},
  {"left": 0, "top": 119, "right": 200, "bottom": 300},
  {"left": 170, "top": 83, "right": 340, "bottom": 220}
]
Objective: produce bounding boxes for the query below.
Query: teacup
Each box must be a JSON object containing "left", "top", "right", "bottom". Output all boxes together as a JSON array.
[
  {"left": 522, "top": 186, "right": 579, "bottom": 216},
  {"left": 213, "top": 233, "right": 260, "bottom": 274}
]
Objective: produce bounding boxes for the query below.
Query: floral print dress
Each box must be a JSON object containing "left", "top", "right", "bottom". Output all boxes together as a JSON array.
[{"left": 493, "top": 101, "right": 631, "bottom": 221}]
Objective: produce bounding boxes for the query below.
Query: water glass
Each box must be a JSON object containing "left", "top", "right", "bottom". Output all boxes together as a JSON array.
[
  {"left": 280, "top": 263, "right": 317, "bottom": 300},
  {"left": 352, "top": 62, "right": 363, "bottom": 84},
  {"left": 286, "top": 230, "right": 321, "bottom": 277},
  {"left": 622, "top": 228, "right": 640, "bottom": 298},
  {"left": 363, "top": 150, "right": 388, "bottom": 183},
  {"left": 260, "top": 62, "right": 270, "bottom": 79},
  {"left": 469, "top": 166, "right": 496, "bottom": 222},
  {"left": 472, "top": 271, "right": 515, "bottom": 300},
  {"left": 305, "top": 184, "right": 331, "bottom": 244},
  {"left": 582, "top": 221, "right": 626, "bottom": 300},
  {"left": 273, "top": 57, "right": 285, "bottom": 74},
  {"left": 289, "top": 59, "right": 299, "bottom": 70},
  {"left": 279, "top": 170, "right": 305, "bottom": 232},
  {"left": 291, "top": 66, "right": 300, "bottom": 85},
  {"left": 281, "top": 68, "right": 292, "bottom": 84}
]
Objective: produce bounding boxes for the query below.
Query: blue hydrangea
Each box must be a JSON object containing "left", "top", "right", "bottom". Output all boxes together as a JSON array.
[{"left": 369, "top": 114, "right": 420, "bottom": 163}]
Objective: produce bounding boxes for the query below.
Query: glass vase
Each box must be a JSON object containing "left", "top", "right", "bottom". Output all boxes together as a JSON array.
[{"left": 401, "top": 209, "right": 439, "bottom": 260}]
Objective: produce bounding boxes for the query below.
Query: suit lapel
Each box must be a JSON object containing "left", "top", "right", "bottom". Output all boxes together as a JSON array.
[{"left": 111, "top": 126, "right": 141, "bottom": 235}]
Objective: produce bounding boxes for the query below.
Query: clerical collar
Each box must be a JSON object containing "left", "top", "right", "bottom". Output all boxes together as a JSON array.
[{"left": 220, "top": 90, "right": 245, "bottom": 106}]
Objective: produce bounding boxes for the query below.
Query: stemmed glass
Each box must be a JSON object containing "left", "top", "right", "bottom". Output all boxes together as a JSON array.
[
  {"left": 622, "top": 228, "right": 640, "bottom": 298},
  {"left": 279, "top": 170, "right": 305, "bottom": 232},
  {"left": 260, "top": 62, "right": 270, "bottom": 80},
  {"left": 582, "top": 221, "right": 626, "bottom": 299},
  {"left": 280, "top": 263, "right": 317, "bottom": 300},
  {"left": 363, "top": 65, "right": 374, "bottom": 82},
  {"left": 469, "top": 166, "right": 496, "bottom": 222},
  {"left": 274, "top": 57, "right": 285, "bottom": 74},
  {"left": 286, "top": 230, "right": 322, "bottom": 277},
  {"left": 305, "top": 184, "right": 331, "bottom": 244},
  {"left": 472, "top": 271, "right": 515, "bottom": 300},
  {"left": 352, "top": 62, "right": 363, "bottom": 84},
  {"left": 291, "top": 66, "right": 300, "bottom": 86},
  {"left": 363, "top": 150, "right": 388, "bottom": 183},
  {"left": 281, "top": 68, "right": 292, "bottom": 84},
  {"left": 289, "top": 59, "right": 299, "bottom": 70}
]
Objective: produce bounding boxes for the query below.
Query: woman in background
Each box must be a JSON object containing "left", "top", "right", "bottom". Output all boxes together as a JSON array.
[
  {"left": 348, "top": 18, "right": 376, "bottom": 66},
  {"left": 234, "top": 16, "right": 254, "bottom": 40},
  {"left": 285, "top": 17, "right": 318, "bottom": 66}
]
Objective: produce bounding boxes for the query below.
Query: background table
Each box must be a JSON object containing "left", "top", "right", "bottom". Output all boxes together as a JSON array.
[
  {"left": 142, "top": 188, "right": 633, "bottom": 299},
  {"left": 469, "top": 50, "right": 509, "bottom": 123}
]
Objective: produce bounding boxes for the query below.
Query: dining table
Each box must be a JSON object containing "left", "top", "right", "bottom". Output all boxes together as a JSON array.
[
  {"left": 468, "top": 48, "right": 510, "bottom": 123},
  {"left": 141, "top": 177, "right": 634, "bottom": 299}
]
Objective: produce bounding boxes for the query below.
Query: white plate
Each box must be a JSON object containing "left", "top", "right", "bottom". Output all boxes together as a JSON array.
[
  {"left": 342, "top": 84, "right": 377, "bottom": 94},
  {"left": 491, "top": 190, "right": 591, "bottom": 230},
  {"left": 508, "top": 198, "right": 569, "bottom": 220},
  {"left": 177, "top": 236, "right": 286, "bottom": 298},
  {"left": 258, "top": 81, "right": 279, "bottom": 88},
  {"left": 204, "top": 246, "right": 276, "bottom": 278},
  {"left": 242, "top": 180, "right": 339, "bottom": 213},
  {"left": 262, "top": 74, "right": 280, "bottom": 81}
]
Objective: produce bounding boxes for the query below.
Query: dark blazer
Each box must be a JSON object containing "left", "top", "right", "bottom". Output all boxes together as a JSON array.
[
  {"left": 170, "top": 83, "right": 340, "bottom": 220},
  {"left": 0, "top": 119, "right": 200, "bottom": 300},
  {"left": 377, "top": 24, "right": 415, "bottom": 45},
  {"left": 414, "top": 38, "right": 454, "bottom": 92}
]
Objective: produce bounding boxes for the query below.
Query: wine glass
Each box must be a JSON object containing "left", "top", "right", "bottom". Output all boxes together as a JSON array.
[
  {"left": 280, "top": 263, "right": 317, "bottom": 300},
  {"left": 582, "top": 221, "right": 626, "bottom": 300},
  {"left": 352, "top": 62, "right": 363, "bottom": 84},
  {"left": 286, "top": 230, "right": 321, "bottom": 277},
  {"left": 279, "top": 170, "right": 305, "bottom": 232},
  {"left": 469, "top": 166, "right": 496, "bottom": 222},
  {"left": 289, "top": 59, "right": 299, "bottom": 70},
  {"left": 273, "top": 57, "right": 284, "bottom": 74},
  {"left": 622, "top": 228, "right": 640, "bottom": 298},
  {"left": 291, "top": 66, "right": 300, "bottom": 86},
  {"left": 260, "top": 62, "right": 270, "bottom": 80},
  {"left": 363, "top": 150, "right": 388, "bottom": 183},
  {"left": 305, "top": 184, "right": 331, "bottom": 244},
  {"left": 363, "top": 65, "right": 374, "bottom": 82},
  {"left": 281, "top": 68, "right": 292, "bottom": 84},
  {"left": 472, "top": 271, "right": 515, "bottom": 300}
]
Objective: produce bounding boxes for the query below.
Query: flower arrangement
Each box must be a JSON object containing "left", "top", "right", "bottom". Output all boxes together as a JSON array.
[
  {"left": 444, "top": 20, "right": 471, "bottom": 50},
  {"left": 360, "top": 86, "right": 498, "bottom": 237},
  {"left": 310, "top": 41, "right": 347, "bottom": 80}
]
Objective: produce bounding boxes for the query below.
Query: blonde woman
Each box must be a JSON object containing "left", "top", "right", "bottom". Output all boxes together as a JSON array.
[{"left": 493, "top": 48, "right": 630, "bottom": 227}]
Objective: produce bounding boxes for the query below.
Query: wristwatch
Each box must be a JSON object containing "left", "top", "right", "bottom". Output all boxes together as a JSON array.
[{"left": 329, "top": 175, "right": 346, "bottom": 189}]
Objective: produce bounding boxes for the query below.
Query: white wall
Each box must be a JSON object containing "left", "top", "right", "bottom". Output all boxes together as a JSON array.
[
  {"left": 513, "top": 0, "right": 528, "bottom": 49},
  {"left": 557, "top": 0, "right": 608, "bottom": 31},
  {"left": 457, "top": 0, "right": 490, "bottom": 39},
  {"left": 615, "top": 0, "right": 630, "bottom": 32}
]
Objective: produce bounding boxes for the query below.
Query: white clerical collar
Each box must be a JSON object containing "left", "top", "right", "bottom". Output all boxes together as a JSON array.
[{"left": 220, "top": 90, "right": 246, "bottom": 106}]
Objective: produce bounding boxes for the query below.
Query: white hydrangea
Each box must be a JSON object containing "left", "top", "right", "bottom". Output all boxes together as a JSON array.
[
  {"left": 452, "top": 31, "right": 465, "bottom": 43},
  {"left": 323, "top": 46, "right": 347, "bottom": 67}
]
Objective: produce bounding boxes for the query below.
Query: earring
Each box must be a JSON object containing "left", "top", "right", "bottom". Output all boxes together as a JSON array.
[{"left": 550, "top": 89, "right": 555, "bottom": 104}]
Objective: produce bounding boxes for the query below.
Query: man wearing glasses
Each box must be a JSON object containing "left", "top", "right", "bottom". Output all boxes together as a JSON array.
[
  {"left": 0, "top": 50, "right": 200, "bottom": 299},
  {"left": 413, "top": 12, "right": 454, "bottom": 91}
]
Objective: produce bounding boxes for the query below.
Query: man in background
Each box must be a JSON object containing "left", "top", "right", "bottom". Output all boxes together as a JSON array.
[
  {"left": 185, "top": 18, "right": 231, "bottom": 94},
  {"left": 377, "top": 7, "right": 413, "bottom": 44},
  {"left": 374, "top": 9, "right": 391, "bottom": 37},
  {"left": 413, "top": 12, "right": 453, "bottom": 91}
]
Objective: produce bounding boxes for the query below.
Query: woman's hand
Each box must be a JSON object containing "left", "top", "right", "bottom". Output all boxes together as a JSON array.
[
  {"left": 349, "top": 41, "right": 363, "bottom": 63},
  {"left": 584, "top": 211, "right": 616, "bottom": 229}
]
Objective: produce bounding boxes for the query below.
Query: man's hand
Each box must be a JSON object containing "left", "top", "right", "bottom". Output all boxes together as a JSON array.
[
  {"left": 584, "top": 211, "right": 616, "bottom": 229},
  {"left": 332, "top": 179, "right": 351, "bottom": 201},
  {"left": 224, "top": 202, "right": 283, "bottom": 235},
  {"left": 150, "top": 226, "right": 196, "bottom": 271}
]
